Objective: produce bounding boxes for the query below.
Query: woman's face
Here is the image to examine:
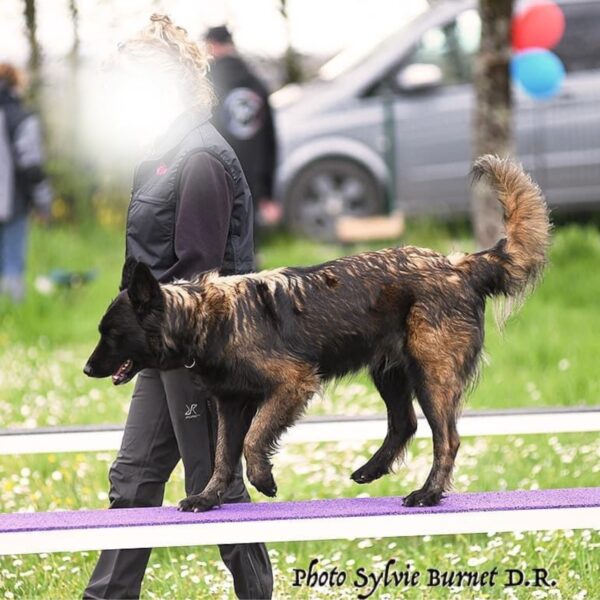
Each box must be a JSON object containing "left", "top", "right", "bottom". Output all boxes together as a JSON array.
[
  {"left": 113, "top": 65, "right": 186, "bottom": 145},
  {"left": 86, "top": 60, "right": 187, "bottom": 158}
]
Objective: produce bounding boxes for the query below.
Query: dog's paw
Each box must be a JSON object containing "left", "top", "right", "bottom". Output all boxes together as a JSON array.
[
  {"left": 178, "top": 494, "right": 219, "bottom": 513},
  {"left": 246, "top": 461, "right": 278, "bottom": 497},
  {"left": 402, "top": 488, "right": 443, "bottom": 507},
  {"left": 350, "top": 463, "right": 388, "bottom": 484},
  {"left": 249, "top": 471, "right": 278, "bottom": 498}
]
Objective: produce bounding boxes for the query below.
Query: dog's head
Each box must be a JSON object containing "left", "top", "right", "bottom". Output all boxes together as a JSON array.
[{"left": 84, "top": 259, "right": 168, "bottom": 385}]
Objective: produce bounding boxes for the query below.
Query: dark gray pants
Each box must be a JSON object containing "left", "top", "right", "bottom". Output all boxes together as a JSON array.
[{"left": 84, "top": 369, "right": 273, "bottom": 600}]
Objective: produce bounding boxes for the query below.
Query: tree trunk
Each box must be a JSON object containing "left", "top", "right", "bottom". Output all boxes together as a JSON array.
[
  {"left": 68, "top": 0, "right": 80, "bottom": 63},
  {"left": 471, "top": 0, "right": 514, "bottom": 248},
  {"left": 279, "top": 0, "right": 303, "bottom": 84},
  {"left": 23, "top": 0, "right": 42, "bottom": 101},
  {"left": 67, "top": 0, "right": 81, "bottom": 153}
]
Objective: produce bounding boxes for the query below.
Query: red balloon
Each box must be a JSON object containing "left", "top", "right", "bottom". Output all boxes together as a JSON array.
[{"left": 512, "top": 0, "right": 566, "bottom": 50}]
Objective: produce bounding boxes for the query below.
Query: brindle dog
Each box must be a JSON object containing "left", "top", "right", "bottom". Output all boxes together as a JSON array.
[{"left": 85, "top": 155, "right": 551, "bottom": 511}]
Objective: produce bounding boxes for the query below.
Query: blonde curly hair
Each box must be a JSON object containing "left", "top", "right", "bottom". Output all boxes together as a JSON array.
[{"left": 118, "top": 14, "right": 214, "bottom": 107}]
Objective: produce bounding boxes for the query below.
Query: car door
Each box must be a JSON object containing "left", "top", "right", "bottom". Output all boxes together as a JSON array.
[
  {"left": 538, "top": 0, "right": 600, "bottom": 208},
  {"left": 390, "top": 9, "right": 539, "bottom": 216}
]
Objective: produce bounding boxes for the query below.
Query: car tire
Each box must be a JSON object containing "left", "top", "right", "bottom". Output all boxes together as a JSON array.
[{"left": 285, "top": 158, "right": 385, "bottom": 241}]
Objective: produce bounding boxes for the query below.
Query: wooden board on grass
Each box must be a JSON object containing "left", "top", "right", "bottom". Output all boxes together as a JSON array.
[{"left": 335, "top": 212, "right": 405, "bottom": 243}]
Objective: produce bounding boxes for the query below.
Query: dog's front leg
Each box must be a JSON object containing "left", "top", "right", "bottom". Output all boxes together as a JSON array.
[
  {"left": 244, "top": 377, "right": 318, "bottom": 497},
  {"left": 178, "top": 397, "right": 256, "bottom": 512}
]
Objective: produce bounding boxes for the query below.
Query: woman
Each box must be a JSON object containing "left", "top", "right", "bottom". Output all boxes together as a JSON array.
[
  {"left": 84, "top": 15, "right": 273, "bottom": 600},
  {"left": 0, "top": 63, "right": 52, "bottom": 302}
]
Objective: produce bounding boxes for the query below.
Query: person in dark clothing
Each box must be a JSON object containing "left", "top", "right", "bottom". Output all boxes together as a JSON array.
[
  {"left": 84, "top": 15, "right": 273, "bottom": 600},
  {"left": 0, "top": 63, "right": 52, "bottom": 301},
  {"left": 205, "top": 26, "right": 281, "bottom": 232}
]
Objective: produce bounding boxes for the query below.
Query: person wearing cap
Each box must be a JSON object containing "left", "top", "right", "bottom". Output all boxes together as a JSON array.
[
  {"left": 205, "top": 26, "right": 281, "bottom": 235},
  {"left": 0, "top": 63, "right": 52, "bottom": 301}
]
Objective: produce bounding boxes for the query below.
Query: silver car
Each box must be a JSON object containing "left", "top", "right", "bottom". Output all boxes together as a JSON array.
[{"left": 274, "top": 0, "right": 600, "bottom": 239}]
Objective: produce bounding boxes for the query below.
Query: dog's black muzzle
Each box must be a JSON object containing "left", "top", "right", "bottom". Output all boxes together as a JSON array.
[{"left": 83, "top": 362, "right": 95, "bottom": 377}]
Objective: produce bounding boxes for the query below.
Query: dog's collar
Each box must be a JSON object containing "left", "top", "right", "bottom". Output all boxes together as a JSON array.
[{"left": 184, "top": 358, "right": 196, "bottom": 369}]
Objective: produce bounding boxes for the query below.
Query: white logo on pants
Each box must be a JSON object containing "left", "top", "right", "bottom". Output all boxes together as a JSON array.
[{"left": 185, "top": 404, "right": 199, "bottom": 419}]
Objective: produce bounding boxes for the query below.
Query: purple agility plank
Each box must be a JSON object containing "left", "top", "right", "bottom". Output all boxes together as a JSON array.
[{"left": 1, "top": 488, "right": 599, "bottom": 534}]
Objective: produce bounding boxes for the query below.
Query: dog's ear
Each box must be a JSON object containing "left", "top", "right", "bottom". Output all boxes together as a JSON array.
[
  {"left": 119, "top": 257, "right": 138, "bottom": 291},
  {"left": 128, "top": 262, "right": 162, "bottom": 312}
]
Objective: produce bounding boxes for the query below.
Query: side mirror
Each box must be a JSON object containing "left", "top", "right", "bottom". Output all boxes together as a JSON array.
[{"left": 396, "top": 63, "right": 443, "bottom": 93}]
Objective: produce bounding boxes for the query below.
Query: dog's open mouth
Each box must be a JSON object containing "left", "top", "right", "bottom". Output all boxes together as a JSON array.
[{"left": 112, "top": 360, "right": 134, "bottom": 385}]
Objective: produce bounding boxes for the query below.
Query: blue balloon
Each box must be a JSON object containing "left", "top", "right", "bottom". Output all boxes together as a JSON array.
[{"left": 511, "top": 49, "right": 565, "bottom": 99}]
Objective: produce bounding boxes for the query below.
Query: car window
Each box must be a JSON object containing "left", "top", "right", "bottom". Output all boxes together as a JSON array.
[
  {"left": 554, "top": 2, "right": 600, "bottom": 72},
  {"left": 402, "top": 9, "right": 481, "bottom": 86}
]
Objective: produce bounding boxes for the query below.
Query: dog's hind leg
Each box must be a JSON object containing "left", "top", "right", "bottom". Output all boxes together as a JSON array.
[
  {"left": 244, "top": 363, "right": 319, "bottom": 497},
  {"left": 402, "top": 378, "right": 462, "bottom": 507},
  {"left": 402, "top": 311, "right": 474, "bottom": 507},
  {"left": 178, "top": 396, "right": 257, "bottom": 512},
  {"left": 351, "top": 362, "right": 417, "bottom": 484}
]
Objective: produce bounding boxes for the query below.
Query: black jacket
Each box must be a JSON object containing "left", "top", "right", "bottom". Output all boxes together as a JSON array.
[
  {"left": 125, "top": 109, "right": 255, "bottom": 281},
  {"left": 208, "top": 55, "right": 277, "bottom": 201}
]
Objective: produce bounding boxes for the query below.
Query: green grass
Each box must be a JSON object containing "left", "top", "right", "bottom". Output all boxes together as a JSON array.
[{"left": 0, "top": 220, "right": 599, "bottom": 598}]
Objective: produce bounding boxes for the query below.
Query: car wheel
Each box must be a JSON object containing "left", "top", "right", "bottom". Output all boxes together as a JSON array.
[{"left": 286, "top": 158, "right": 385, "bottom": 241}]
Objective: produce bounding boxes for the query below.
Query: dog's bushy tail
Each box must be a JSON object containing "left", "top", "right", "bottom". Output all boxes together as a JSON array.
[{"left": 465, "top": 155, "right": 551, "bottom": 326}]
